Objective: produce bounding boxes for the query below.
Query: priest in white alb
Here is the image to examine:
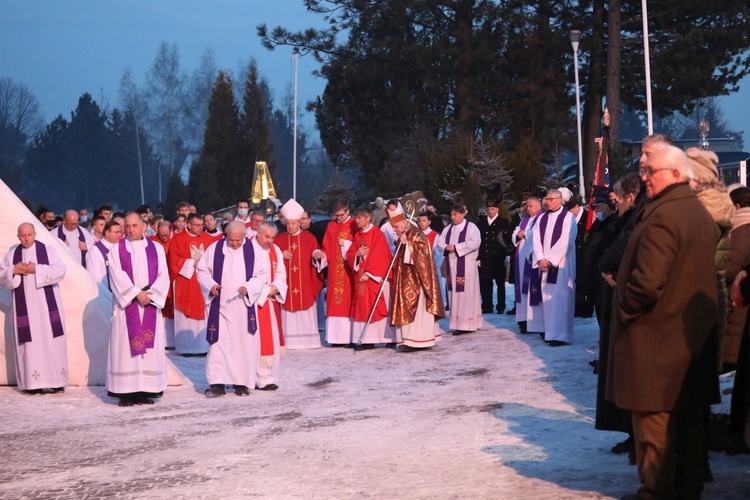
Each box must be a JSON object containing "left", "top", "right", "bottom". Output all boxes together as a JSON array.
[
  {"left": 274, "top": 199, "right": 326, "bottom": 349},
  {"left": 86, "top": 220, "right": 123, "bottom": 295},
  {"left": 50, "top": 209, "right": 94, "bottom": 269},
  {"left": 107, "top": 213, "right": 170, "bottom": 407},
  {"left": 252, "top": 222, "right": 288, "bottom": 390},
  {"left": 0, "top": 222, "right": 67, "bottom": 394},
  {"left": 197, "top": 221, "right": 267, "bottom": 397},
  {"left": 512, "top": 196, "right": 542, "bottom": 334},
  {"left": 437, "top": 204, "right": 482, "bottom": 334},
  {"left": 530, "top": 189, "right": 577, "bottom": 346}
]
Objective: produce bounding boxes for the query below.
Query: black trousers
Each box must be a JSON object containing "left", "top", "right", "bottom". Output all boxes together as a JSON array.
[{"left": 479, "top": 259, "right": 506, "bottom": 313}]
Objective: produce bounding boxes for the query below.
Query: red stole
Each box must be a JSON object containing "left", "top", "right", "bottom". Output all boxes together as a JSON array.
[
  {"left": 345, "top": 226, "right": 392, "bottom": 322},
  {"left": 257, "top": 246, "right": 285, "bottom": 362},
  {"left": 322, "top": 218, "right": 357, "bottom": 317}
]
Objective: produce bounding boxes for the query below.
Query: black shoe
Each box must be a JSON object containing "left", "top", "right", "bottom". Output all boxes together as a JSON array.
[
  {"left": 205, "top": 384, "right": 226, "bottom": 397},
  {"left": 256, "top": 383, "right": 278, "bottom": 391},
  {"left": 453, "top": 330, "right": 471, "bottom": 336},
  {"left": 118, "top": 397, "right": 135, "bottom": 407},
  {"left": 138, "top": 398, "right": 155, "bottom": 405},
  {"left": 22, "top": 389, "right": 43, "bottom": 395},
  {"left": 496, "top": 309, "right": 505, "bottom": 314},
  {"left": 548, "top": 340, "right": 568, "bottom": 347},
  {"left": 50, "top": 387, "right": 65, "bottom": 394},
  {"left": 384, "top": 343, "right": 396, "bottom": 348},
  {"left": 506, "top": 306, "right": 516, "bottom": 315},
  {"left": 518, "top": 321, "right": 527, "bottom": 333},
  {"left": 611, "top": 436, "right": 635, "bottom": 454},
  {"left": 398, "top": 345, "right": 418, "bottom": 353},
  {"left": 353, "top": 344, "right": 374, "bottom": 351},
  {"left": 589, "top": 359, "right": 600, "bottom": 375},
  {"left": 482, "top": 309, "right": 493, "bottom": 314},
  {"left": 233, "top": 385, "right": 250, "bottom": 396}
]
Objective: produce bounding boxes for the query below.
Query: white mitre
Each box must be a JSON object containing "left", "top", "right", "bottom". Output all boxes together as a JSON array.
[{"left": 280, "top": 198, "right": 305, "bottom": 221}]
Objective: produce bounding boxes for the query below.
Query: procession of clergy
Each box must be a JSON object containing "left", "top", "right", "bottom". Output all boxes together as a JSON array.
[{"left": 1, "top": 188, "right": 576, "bottom": 406}]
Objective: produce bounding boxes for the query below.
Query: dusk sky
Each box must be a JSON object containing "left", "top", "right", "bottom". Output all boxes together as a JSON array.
[{"left": 2, "top": 1, "right": 748, "bottom": 148}]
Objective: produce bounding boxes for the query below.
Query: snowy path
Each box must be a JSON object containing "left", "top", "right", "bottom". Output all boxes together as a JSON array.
[{"left": 1, "top": 311, "right": 749, "bottom": 499}]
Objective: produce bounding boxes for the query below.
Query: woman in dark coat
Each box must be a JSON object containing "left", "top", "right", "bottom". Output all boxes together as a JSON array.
[{"left": 594, "top": 174, "right": 643, "bottom": 453}]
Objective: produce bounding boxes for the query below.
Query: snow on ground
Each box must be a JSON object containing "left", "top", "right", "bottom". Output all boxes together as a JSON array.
[{"left": 1, "top": 287, "right": 749, "bottom": 499}]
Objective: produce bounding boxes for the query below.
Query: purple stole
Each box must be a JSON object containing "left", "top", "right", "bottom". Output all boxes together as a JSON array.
[
  {"left": 514, "top": 216, "right": 530, "bottom": 304},
  {"left": 118, "top": 239, "right": 158, "bottom": 356},
  {"left": 94, "top": 241, "right": 111, "bottom": 290},
  {"left": 12, "top": 241, "right": 64, "bottom": 343},
  {"left": 57, "top": 225, "right": 88, "bottom": 268},
  {"left": 529, "top": 208, "right": 568, "bottom": 305},
  {"left": 206, "top": 238, "right": 256, "bottom": 345},
  {"left": 444, "top": 222, "right": 470, "bottom": 292}
]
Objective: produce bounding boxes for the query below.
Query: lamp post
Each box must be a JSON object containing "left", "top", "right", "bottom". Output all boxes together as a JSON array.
[
  {"left": 569, "top": 30, "right": 586, "bottom": 200},
  {"left": 642, "top": 0, "right": 654, "bottom": 134},
  {"left": 292, "top": 54, "right": 298, "bottom": 199}
]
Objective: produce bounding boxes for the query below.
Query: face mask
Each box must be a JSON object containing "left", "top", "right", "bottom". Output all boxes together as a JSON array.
[
  {"left": 45, "top": 220, "right": 56, "bottom": 228},
  {"left": 596, "top": 212, "right": 604, "bottom": 222},
  {"left": 237, "top": 208, "right": 249, "bottom": 217},
  {"left": 80, "top": 215, "right": 88, "bottom": 222}
]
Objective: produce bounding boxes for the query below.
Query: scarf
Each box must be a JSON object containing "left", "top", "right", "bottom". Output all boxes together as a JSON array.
[{"left": 12, "top": 241, "right": 64, "bottom": 343}]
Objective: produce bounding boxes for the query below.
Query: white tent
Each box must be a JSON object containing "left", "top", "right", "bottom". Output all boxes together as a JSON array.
[{"left": 0, "top": 178, "right": 190, "bottom": 387}]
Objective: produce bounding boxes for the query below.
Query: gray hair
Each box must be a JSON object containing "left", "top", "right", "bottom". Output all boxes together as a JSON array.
[
  {"left": 225, "top": 220, "right": 246, "bottom": 236},
  {"left": 259, "top": 221, "right": 279, "bottom": 235}
]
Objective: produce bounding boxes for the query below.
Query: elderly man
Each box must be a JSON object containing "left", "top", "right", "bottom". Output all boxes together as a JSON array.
[
  {"left": 528, "top": 189, "right": 577, "bottom": 346},
  {"left": 608, "top": 145, "right": 720, "bottom": 499},
  {"left": 275, "top": 199, "right": 326, "bottom": 349},
  {"left": 512, "top": 196, "right": 542, "bottom": 333},
  {"left": 106, "top": 213, "right": 170, "bottom": 407},
  {"left": 322, "top": 200, "right": 357, "bottom": 346},
  {"left": 346, "top": 206, "right": 394, "bottom": 349},
  {"left": 86, "top": 220, "right": 124, "bottom": 292},
  {"left": 0, "top": 222, "right": 67, "bottom": 394},
  {"left": 437, "top": 204, "right": 482, "bottom": 334},
  {"left": 51, "top": 209, "right": 95, "bottom": 268},
  {"left": 168, "top": 213, "right": 215, "bottom": 356},
  {"left": 252, "top": 222, "right": 288, "bottom": 390},
  {"left": 197, "top": 221, "right": 265, "bottom": 396},
  {"left": 391, "top": 207, "right": 445, "bottom": 352}
]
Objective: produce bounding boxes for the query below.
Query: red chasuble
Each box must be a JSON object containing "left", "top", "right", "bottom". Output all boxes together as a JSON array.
[
  {"left": 345, "top": 226, "right": 392, "bottom": 322},
  {"left": 168, "top": 230, "right": 216, "bottom": 319},
  {"left": 322, "top": 217, "right": 358, "bottom": 318},
  {"left": 148, "top": 235, "right": 174, "bottom": 319},
  {"left": 275, "top": 231, "right": 324, "bottom": 312}
]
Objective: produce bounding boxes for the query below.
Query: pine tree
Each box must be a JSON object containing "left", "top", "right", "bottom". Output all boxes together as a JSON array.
[{"left": 190, "top": 71, "right": 240, "bottom": 211}]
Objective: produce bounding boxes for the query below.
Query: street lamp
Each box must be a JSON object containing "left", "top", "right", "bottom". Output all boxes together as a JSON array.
[
  {"left": 569, "top": 30, "right": 586, "bottom": 201},
  {"left": 291, "top": 54, "right": 298, "bottom": 200},
  {"left": 642, "top": 0, "right": 654, "bottom": 134}
]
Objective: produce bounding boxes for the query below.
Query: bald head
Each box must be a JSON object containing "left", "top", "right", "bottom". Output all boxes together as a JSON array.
[
  {"left": 17, "top": 222, "right": 36, "bottom": 248},
  {"left": 63, "top": 209, "right": 79, "bottom": 230},
  {"left": 124, "top": 212, "right": 146, "bottom": 240}
]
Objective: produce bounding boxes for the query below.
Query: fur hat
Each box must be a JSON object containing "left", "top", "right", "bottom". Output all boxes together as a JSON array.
[{"left": 686, "top": 147, "right": 719, "bottom": 183}]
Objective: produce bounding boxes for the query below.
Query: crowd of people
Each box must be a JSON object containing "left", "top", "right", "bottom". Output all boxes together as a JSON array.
[{"left": 3, "top": 133, "right": 750, "bottom": 498}]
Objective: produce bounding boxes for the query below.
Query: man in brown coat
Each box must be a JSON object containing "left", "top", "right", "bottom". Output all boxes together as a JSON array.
[{"left": 607, "top": 145, "right": 720, "bottom": 499}]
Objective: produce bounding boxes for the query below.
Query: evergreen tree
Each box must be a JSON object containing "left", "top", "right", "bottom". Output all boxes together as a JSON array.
[
  {"left": 238, "top": 61, "right": 276, "bottom": 199},
  {"left": 190, "top": 71, "right": 239, "bottom": 211}
]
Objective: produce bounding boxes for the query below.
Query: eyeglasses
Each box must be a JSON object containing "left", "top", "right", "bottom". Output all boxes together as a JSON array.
[
  {"left": 639, "top": 166, "right": 672, "bottom": 177},
  {"left": 334, "top": 211, "right": 348, "bottom": 218}
]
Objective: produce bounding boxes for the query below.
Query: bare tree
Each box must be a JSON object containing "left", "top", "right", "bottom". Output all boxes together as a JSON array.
[
  {"left": 182, "top": 48, "right": 218, "bottom": 151},
  {"left": 144, "top": 41, "right": 187, "bottom": 201},
  {"left": 119, "top": 69, "right": 148, "bottom": 204},
  {"left": 0, "top": 77, "right": 43, "bottom": 138}
]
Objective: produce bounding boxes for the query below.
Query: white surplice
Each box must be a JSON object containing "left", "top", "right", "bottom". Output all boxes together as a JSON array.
[
  {"left": 50, "top": 225, "right": 94, "bottom": 266},
  {"left": 197, "top": 239, "right": 267, "bottom": 388},
  {"left": 0, "top": 243, "right": 67, "bottom": 390},
  {"left": 86, "top": 239, "right": 114, "bottom": 296},
  {"left": 437, "top": 220, "right": 482, "bottom": 331},
  {"left": 530, "top": 208, "right": 577, "bottom": 343},
  {"left": 513, "top": 215, "right": 539, "bottom": 324},
  {"left": 106, "top": 237, "right": 169, "bottom": 395}
]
